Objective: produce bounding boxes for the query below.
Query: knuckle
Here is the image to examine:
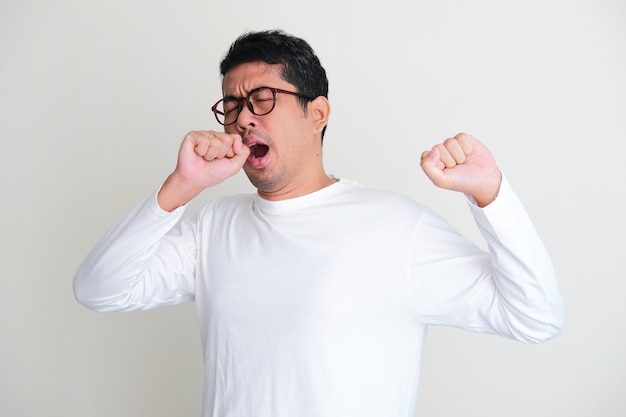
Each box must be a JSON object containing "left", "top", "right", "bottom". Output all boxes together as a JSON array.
[{"left": 443, "top": 137, "right": 458, "bottom": 148}]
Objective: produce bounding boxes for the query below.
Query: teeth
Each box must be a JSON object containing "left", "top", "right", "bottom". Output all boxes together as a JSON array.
[
  {"left": 247, "top": 143, "right": 268, "bottom": 159},
  {"left": 248, "top": 143, "right": 258, "bottom": 159},
  {"left": 248, "top": 144, "right": 257, "bottom": 158}
]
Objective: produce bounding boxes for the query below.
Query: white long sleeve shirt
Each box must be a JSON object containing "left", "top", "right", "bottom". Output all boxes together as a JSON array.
[{"left": 74, "top": 176, "right": 563, "bottom": 417}]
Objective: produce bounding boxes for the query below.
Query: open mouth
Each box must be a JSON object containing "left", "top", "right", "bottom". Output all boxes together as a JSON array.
[{"left": 248, "top": 143, "right": 269, "bottom": 159}]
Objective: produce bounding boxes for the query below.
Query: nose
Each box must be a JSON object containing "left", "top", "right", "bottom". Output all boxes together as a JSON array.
[{"left": 234, "top": 101, "right": 257, "bottom": 133}]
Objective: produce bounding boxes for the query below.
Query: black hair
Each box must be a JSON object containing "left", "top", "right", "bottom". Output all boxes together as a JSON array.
[{"left": 220, "top": 30, "right": 329, "bottom": 139}]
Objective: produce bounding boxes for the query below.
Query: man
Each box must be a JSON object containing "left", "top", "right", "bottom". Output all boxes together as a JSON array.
[{"left": 74, "top": 30, "right": 564, "bottom": 417}]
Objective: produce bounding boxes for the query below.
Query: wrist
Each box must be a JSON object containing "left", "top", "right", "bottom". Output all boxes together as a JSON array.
[
  {"left": 472, "top": 170, "right": 502, "bottom": 208},
  {"left": 157, "top": 172, "right": 202, "bottom": 212}
]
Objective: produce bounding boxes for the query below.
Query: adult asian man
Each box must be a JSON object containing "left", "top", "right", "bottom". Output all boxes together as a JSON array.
[{"left": 74, "top": 29, "right": 564, "bottom": 417}]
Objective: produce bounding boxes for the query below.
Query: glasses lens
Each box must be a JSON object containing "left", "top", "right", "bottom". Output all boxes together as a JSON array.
[
  {"left": 213, "top": 98, "right": 240, "bottom": 125},
  {"left": 212, "top": 88, "right": 278, "bottom": 125},
  {"left": 249, "top": 87, "right": 276, "bottom": 116}
]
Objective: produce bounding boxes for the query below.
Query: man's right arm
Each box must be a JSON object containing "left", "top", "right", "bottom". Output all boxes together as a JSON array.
[{"left": 73, "top": 130, "right": 249, "bottom": 311}]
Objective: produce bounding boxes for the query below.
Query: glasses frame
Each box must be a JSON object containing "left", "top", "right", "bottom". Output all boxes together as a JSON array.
[{"left": 211, "top": 86, "right": 315, "bottom": 126}]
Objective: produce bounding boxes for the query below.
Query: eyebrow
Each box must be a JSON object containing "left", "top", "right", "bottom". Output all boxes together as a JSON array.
[
  {"left": 222, "top": 90, "right": 250, "bottom": 101},
  {"left": 222, "top": 86, "right": 268, "bottom": 100}
]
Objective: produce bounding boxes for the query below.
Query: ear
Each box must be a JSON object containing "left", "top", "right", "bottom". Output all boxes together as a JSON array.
[{"left": 310, "top": 96, "right": 331, "bottom": 134}]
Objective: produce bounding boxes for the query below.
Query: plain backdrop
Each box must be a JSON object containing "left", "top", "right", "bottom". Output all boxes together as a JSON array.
[{"left": 1, "top": 0, "right": 625, "bottom": 416}]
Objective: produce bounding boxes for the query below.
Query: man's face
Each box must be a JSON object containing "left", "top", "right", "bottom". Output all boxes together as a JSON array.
[{"left": 222, "top": 61, "right": 324, "bottom": 200}]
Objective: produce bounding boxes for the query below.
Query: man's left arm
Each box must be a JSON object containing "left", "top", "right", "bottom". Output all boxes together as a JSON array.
[{"left": 417, "top": 133, "right": 564, "bottom": 342}]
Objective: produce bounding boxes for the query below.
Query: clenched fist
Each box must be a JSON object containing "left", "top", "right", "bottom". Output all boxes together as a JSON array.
[
  {"left": 157, "top": 130, "right": 251, "bottom": 211},
  {"left": 420, "top": 133, "right": 502, "bottom": 207}
]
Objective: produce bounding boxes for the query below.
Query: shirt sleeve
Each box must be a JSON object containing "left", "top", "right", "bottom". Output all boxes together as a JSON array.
[
  {"left": 409, "top": 175, "right": 564, "bottom": 343},
  {"left": 73, "top": 188, "right": 198, "bottom": 312}
]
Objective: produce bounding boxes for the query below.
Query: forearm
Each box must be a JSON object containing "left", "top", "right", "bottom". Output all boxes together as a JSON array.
[
  {"left": 468, "top": 176, "right": 564, "bottom": 342},
  {"left": 73, "top": 189, "right": 195, "bottom": 312}
]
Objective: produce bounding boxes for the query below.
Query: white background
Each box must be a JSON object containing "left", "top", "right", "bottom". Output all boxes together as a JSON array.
[{"left": 1, "top": 0, "right": 625, "bottom": 416}]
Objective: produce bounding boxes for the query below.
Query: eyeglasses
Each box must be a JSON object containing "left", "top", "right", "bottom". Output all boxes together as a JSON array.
[{"left": 211, "top": 86, "right": 315, "bottom": 126}]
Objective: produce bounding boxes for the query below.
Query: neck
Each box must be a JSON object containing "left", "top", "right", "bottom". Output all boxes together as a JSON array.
[{"left": 257, "top": 174, "right": 337, "bottom": 201}]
